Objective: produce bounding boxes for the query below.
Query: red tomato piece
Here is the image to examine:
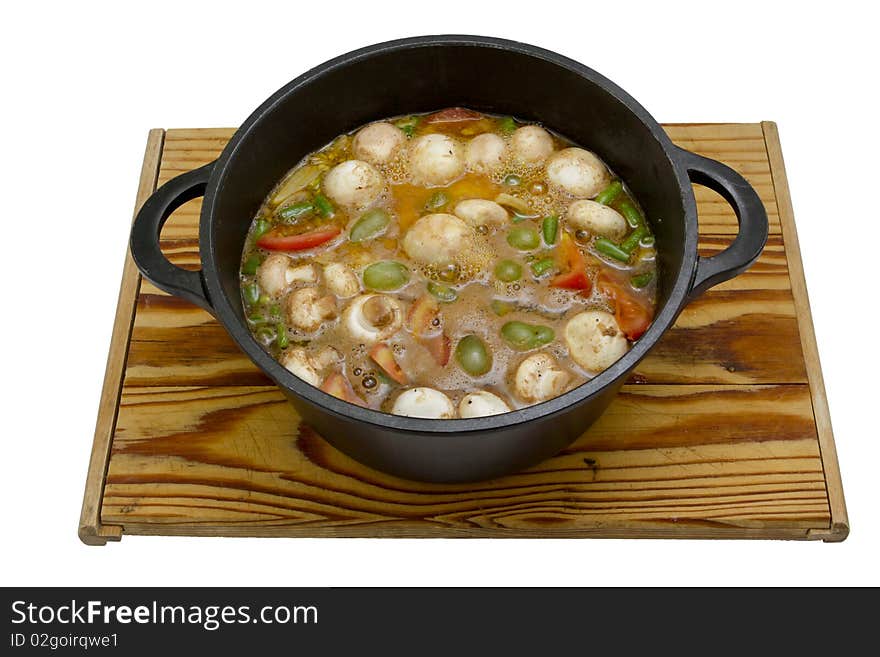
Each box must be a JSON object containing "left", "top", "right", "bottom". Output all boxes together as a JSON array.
[
  {"left": 551, "top": 269, "right": 593, "bottom": 292},
  {"left": 257, "top": 226, "right": 341, "bottom": 251},
  {"left": 369, "top": 343, "right": 408, "bottom": 385},
  {"left": 550, "top": 233, "right": 592, "bottom": 291},
  {"left": 597, "top": 273, "right": 654, "bottom": 340},
  {"left": 320, "top": 373, "right": 367, "bottom": 407}
]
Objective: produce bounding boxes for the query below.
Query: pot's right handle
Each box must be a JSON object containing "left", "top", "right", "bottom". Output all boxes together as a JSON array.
[
  {"left": 130, "top": 162, "right": 215, "bottom": 313},
  {"left": 677, "top": 146, "right": 768, "bottom": 302}
]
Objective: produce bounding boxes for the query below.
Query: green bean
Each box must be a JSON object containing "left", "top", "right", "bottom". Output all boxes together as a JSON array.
[
  {"left": 255, "top": 326, "right": 275, "bottom": 343},
  {"left": 258, "top": 294, "right": 271, "bottom": 306},
  {"left": 620, "top": 226, "right": 648, "bottom": 254},
  {"left": 243, "top": 282, "right": 260, "bottom": 305},
  {"left": 494, "top": 259, "right": 522, "bottom": 282},
  {"left": 241, "top": 254, "right": 262, "bottom": 276},
  {"left": 268, "top": 304, "right": 282, "bottom": 321},
  {"left": 394, "top": 115, "right": 420, "bottom": 137},
  {"left": 279, "top": 201, "right": 313, "bottom": 221},
  {"left": 619, "top": 200, "right": 643, "bottom": 229},
  {"left": 594, "top": 238, "right": 631, "bottom": 262},
  {"left": 428, "top": 281, "right": 458, "bottom": 302},
  {"left": 313, "top": 193, "right": 334, "bottom": 218},
  {"left": 425, "top": 191, "right": 449, "bottom": 210},
  {"left": 503, "top": 173, "right": 522, "bottom": 187},
  {"left": 640, "top": 234, "right": 656, "bottom": 247},
  {"left": 247, "top": 312, "right": 266, "bottom": 324},
  {"left": 275, "top": 323, "right": 289, "bottom": 349},
  {"left": 594, "top": 180, "right": 623, "bottom": 206},
  {"left": 498, "top": 116, "right": 517, "bottom": 135},
  {"left": 455, "top": 335, "right": 493, "bottom": 376},
  {"left": 253, "top": 218, "right": 271, "bottom": 239},
  {"left": 631, "top": 272, "right": 655, "bottom": 289},
  {"left": 530, "top": 257, "right": 555, "bottom": 277},
  {"left": 542, "top": 215, "right": 559, "bottom": 245},
  {"left": 501, "top": 321, "right": 555, "bottom": 350},
  {"left": 491, "top": 299, "right": 516, "bottom": 316},
  {"left": 350, "top": 208, "right": 390, "bottom": 242},
  {"left": 507, "top": 226, "right": 541, "bottom": 250},
  {"left": 363, "top": 261, "right": 410, "bottom": 291}
]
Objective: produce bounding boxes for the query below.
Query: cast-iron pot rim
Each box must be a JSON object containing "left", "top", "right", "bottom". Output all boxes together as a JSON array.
[{"left": 200, "top": 34, "right": 699, "bottom": 434}]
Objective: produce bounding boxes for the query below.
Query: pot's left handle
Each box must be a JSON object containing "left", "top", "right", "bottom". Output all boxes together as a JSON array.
[
  {"left": 130, "top": 162, "right": 215, "bottom": 313},
  {"left": 678, "top": 147, "right": 768, "bottom": 302}
]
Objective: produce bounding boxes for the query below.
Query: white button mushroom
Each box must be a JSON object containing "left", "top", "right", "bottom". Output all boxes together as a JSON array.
[
  {"left": 546, "top": 148, "right": 610, "bottom": 198},
  {"left": 256, "top": 254, "right": 300, "bottom": 297},
  {"left": 408, "top": 134, "right": 465, "bottom": 186},
  {"left": 280, "top": 347, "right": 322, "bottom": 386},
  {"left": 510, "top": 125, "right": 554, "bottom": 165},
  {"left": 513, "top": 353, "right": 571, "bottom": 404},
  {"left": 464, "top": 133, "right": 506, "bottom": 173},
  {"left": 566, "top": 199, "right": 628, "bottom": 240},
  {"left": 280, "top": 345, "right": 342, "bottom": 387},
  {"left": 564, "top": 310, "right": 629, "bottom": 373},
  {"left": 352, "top": 122, "right": 406, "bottom": 166},
  {"left": 322, "top": 159, "right": 384, "bottom": 209},
  {"left": 284, "top": 287, "right": 337, "bottom": 332},
  {"left": 392, "top": 387, "right": 455, "bottom": 419},
  {"left": 342, "top": 294, "right": 404, "bottom": 344},
  {"left": 402, "top": 213, "right": 471, "bottom": 265},
  {"left": 312, "top": 345, "right": 342, "bottom": 369},
  {"left": 459, "top": 391, "right": 511, "bottom": 418},
  {"left": 453, "top": 199, "right": 508, "bottom": 227},
  {"left": 323, "top": 262, "right": 360, "bottom": 298},
  {"left": 287, "top": 263, "right": 318, "bottom": 284}
]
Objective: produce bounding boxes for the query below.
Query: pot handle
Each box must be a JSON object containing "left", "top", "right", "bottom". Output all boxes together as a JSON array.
[
  {"left": 129, "top": 162, "right": 215, "bottom": 313},
  {"left": 677, "top": 147, "right": 768, "bottom": 302}
]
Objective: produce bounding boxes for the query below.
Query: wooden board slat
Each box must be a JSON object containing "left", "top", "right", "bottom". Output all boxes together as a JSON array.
[{"left": 80, "top": 123, "right": 848, "bottom": 543}]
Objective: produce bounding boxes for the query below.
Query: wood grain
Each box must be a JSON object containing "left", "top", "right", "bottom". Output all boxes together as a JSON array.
[
  {"left": 81, "top": 123, "right": 847, "bottom": 543},
  {"left": 78, "top": 129, "right": 164, "bottom": 545},
  {"left": 762, "top": 122, "right": 848, "bottom": 541}
]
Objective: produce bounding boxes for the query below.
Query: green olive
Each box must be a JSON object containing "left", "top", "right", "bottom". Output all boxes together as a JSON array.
[
  {"left": 501, "top": 321, "right": 555, "bottom": 350},
  {"left": 363, "top": 261, "right": 410, "bottom": 291},
  {"left": 455, "top": 335, "right": 493, "bottom": 376},
  {"left": 506, "top": 226, "right": 541, "bottom": 251},
  {"left": 494, "top": 259, "right": 522, "bottom": 282},
  {"left": 350, "top": 208, "right": 390, "bottom": 242}
]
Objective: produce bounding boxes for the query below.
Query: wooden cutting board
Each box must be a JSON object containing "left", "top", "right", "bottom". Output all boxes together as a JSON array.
[{"left": 79, "top": 122, "right": 848, "bottom": 544}]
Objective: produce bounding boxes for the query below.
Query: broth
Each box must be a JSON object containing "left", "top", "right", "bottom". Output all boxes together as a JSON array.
[{"left": 239, "top": 108, "right": 657, "bottom": 418}]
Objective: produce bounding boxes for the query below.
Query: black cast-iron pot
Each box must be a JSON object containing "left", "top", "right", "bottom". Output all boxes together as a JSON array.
[{"left": 130, "top": 35, "right": 768, "bottom": 482}]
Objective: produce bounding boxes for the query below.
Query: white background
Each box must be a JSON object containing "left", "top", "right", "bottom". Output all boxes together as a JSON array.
[{"left": 2, "top": 0, "right": 877, "bottom": 586}]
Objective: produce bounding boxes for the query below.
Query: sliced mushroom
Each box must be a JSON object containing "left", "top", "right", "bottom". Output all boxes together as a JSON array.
[
  {"left": 408, "top": 134, "right": 465, "bottom": 186},
  {"left": 402, "top": 213, "right": 471, "bottom": 265},
  {"left": 513, "top": 353, "right": 571, "bottom": 404},
  {"left": 459, "top": 391, "right": 511, "bottom": 418},
  {"left": 323, "top": 159, "right": 384, "bottom": 209},
  {"left": 352, "top": 122, "right": 406, "bottom": 165},
  {"left": 283, "top": 287, "right": 337, "bottom": 332},
  {"left": 546, "top": 148, "right": 610, "bottom": 198},
  {"left": 342, "top": 294, "right": 404, "bottom": 344},
  {"left": 564, "top": 310, "right": 629, "bottom": 372},
  {"left": 566, "top": 199, "right": 628, "bottom": 240},
  {"left": 392, "top": 387, "right": 455, "bottom": 419},
  {"left": 323, "top": 262, "right": 360, "bottom": 298},
  {"left": 465, "top": 133, "right": 506, "bottom": 173},
  {"left": 510, "top": 125, "right": 554, "bottom": 165},
  {"left": 453, "top": 199, "right": 508, "bottom": 227}
]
